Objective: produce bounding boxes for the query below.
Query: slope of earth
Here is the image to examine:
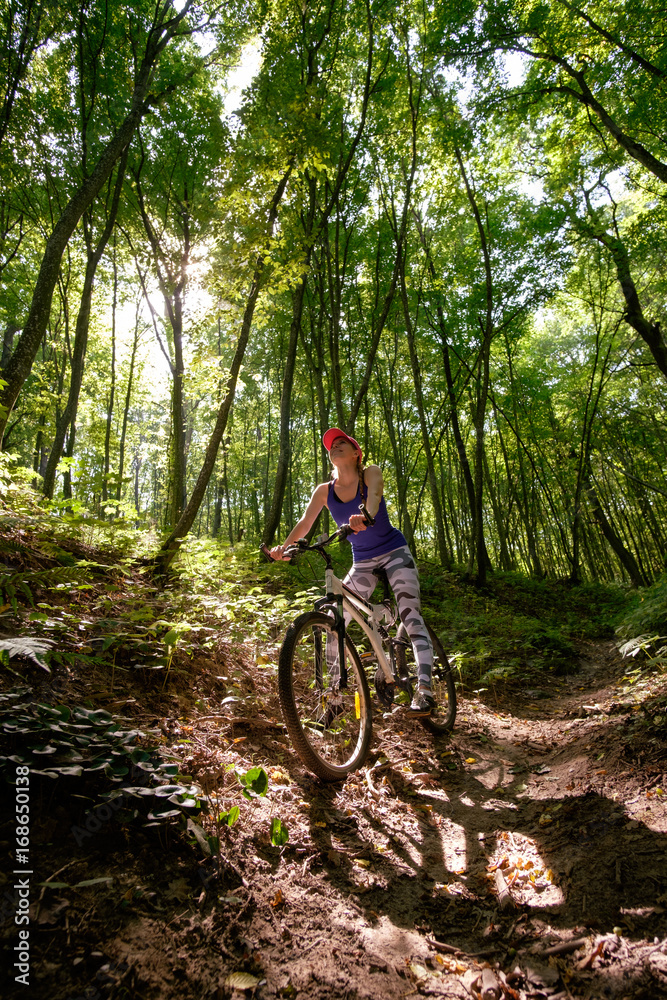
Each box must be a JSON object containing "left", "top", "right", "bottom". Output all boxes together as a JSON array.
[{"left": 1, "top": 626, "right": 666, "bottom": 1000}]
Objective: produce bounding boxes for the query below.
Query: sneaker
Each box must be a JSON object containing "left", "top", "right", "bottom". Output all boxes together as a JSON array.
[{"left": 408, "top": 689, "right": 436, "bottom": 716}]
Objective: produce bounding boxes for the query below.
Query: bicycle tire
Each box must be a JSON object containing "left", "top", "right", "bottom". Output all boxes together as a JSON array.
[
  {"left": 278, "top": 611, "right": 373, "bottom": 781},
  {"left": 397, "top": 623, "right": 457, "bottom": 734}
]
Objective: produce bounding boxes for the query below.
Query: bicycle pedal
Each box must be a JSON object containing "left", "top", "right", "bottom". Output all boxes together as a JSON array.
[{"left": 374, "top": 666, "right": 395, "bottom": 708}]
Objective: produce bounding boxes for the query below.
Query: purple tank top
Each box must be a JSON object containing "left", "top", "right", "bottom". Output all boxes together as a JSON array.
[{"left": 327, "top": 479, "right": 407, "bottom": 561}]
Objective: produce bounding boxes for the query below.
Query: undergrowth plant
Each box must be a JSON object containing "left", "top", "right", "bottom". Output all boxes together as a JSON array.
[
  {"left": 419, "top": 568, "right": 631, "bottom": 690},
  {"left": 0, "top": 691, "right": 205, "bottom": 834},
  {"left": 168, "top": 535, "right": 333, "bottom": 643},
  {"left": 200, "top": 764, "right": 288, "bottom": 883},
  {"left": 616, "top": 574, "right": 667, "bottom": 673}
]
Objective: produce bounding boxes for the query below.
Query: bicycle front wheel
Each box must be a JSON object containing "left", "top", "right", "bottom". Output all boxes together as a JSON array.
[{"left": 278, "top": 611, "right": 373, "bottom": 781}]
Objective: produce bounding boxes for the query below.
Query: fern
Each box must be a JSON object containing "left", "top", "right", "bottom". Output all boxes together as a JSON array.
[
  {"left": 0, "top": 636, "right": 54, "bottom": 671},
  {"left": 0, "top": 538, "right": 31, "bottom": 555},
  {"left": 0, "top": 565, "right": 97, "bottom": 609}
]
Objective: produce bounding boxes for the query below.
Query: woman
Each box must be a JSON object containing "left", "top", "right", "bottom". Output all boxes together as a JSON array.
[{"left": 270, "top": 428, "right": 436, "bottom": 715}]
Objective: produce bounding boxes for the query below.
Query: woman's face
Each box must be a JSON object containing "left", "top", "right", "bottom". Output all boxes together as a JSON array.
[{"left": 329, "top": 437, "right": 357, "bottom": 462}]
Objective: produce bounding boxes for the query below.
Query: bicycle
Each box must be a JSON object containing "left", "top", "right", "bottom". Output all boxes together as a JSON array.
[{"left": 261, "top": 513, "right": 457, "bottom": 781}]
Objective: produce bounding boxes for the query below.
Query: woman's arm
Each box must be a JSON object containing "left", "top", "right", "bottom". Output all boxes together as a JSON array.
[
  {"left": 364, "top": 465, "right": 383, "bottom": 518},
  {"left": 269, "top": 482, "right": 329, "bottom": 560},
  {"left": 348, "top": 465, "right": 383, "bottom": 533}
]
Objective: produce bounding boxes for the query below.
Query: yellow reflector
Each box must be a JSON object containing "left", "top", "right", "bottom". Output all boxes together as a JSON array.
[{"left": 355, "top": 691, "right": 360, "bottom": 718}]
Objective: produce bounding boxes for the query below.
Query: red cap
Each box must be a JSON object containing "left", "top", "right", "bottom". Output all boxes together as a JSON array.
[{"left": 323, "top": 428, "right": 363, "bottom": 462}]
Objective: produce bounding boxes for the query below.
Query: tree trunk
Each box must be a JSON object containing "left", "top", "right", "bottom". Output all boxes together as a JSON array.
[
  {"left": 400, "top": 262, "right": 450, "bottom": 566},
  {"left": 591, "top": 227, "right": 667, "bottom": 381},
  {"left": 456, "top": 148, "right": 494, "bottom": 585},
  {"left": 169, "top": 289, "right": 187, "bottom": 526},
  {"left": 413, "top": 212, "right": 479, "bottom": 567},
  {"left": 584, "top": 469, "right": 647, "bottom": 587},
  {"left": 42, "top": 151, "right": 127, "bottom": 499},
  {"left": 262, "top": 275, "right": 309, "bottom": 546},
  {"left": 103, "top": 244, "right": 118, "bottom": 506},
  {"left": 1, "top": 322, "right": 19, "bottom": 369},
  {"left": 375, "top": 367, "right": 417, "bottom": 552},
  {"left": 483, "top": 448, "right": 513, "bottom": 571}
]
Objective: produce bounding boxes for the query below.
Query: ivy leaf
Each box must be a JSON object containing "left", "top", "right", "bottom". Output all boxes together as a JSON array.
[
  {"left": 236, "top": 766, "right": 269, "bottom": 799},
  {"left": 269, "top": 817, "right": 289, "bottom": 846},
  {"left": 219, "top": 805, "right": 240, "bottom": 827}
]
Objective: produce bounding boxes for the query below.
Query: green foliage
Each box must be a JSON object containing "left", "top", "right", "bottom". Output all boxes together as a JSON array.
[
  {"left": 0, "top": 691, "right": 204, "bottom": 829},
  {"left": 419, "top": 565, "right": 631, "bottom": 688},
  {"left": 0, "top": 636, "right": 54, "bottom": 671},
  {"left": 0, "top": 454, "right": 43, "bottom": 514},
  {"left": 0, "top": 1, "right": 665, "bottom": 700},
  {"left": 219, "top": 805, "right": 240, "bottom": 827},
  {"left": 235, "top": 764, "right": 269, "bottom": 800},
  {"left": 618, "top": 634, "right": 667, "bottom": 673},
  {"left": 269, "top": 816, "right": 289, "bottom": 846},
  {"left": 616, "top": 574, "right": 667, "bottom": 672},
  {"left": 168, "top": 536, "right": 330, "bottom": 641},
  {"left": 0, "top": 564, "right": 102, "bottom": 613},
  {"left": 617, "top": 574, "right": 667, "bottom": 639}
]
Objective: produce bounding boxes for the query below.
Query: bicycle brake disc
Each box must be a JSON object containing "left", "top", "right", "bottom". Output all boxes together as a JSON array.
[{"left": 374, "top": 666, "right": 395, "bottom": 708}]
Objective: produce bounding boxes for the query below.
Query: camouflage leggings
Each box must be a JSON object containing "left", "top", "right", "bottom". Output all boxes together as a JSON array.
[{"left": 343, "top": 545, "right": 433, "bottom": 689}]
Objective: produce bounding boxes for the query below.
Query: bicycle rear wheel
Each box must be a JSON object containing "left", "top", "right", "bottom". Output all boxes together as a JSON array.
[
  {"left": 278, "top": 611, "right": 373, "bottom": 781},
  {"left": 397, "top": 623, "right": 457, "bottom": 734}
]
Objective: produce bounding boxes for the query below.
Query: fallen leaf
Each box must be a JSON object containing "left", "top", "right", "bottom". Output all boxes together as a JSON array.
[
  {"left": 270, "top": 769, "right": 290, "bottom": 784},
  {"left": 225, "top": 972, "right": 260, "bottom": 990},
  {"left": 410, "top": 963, "right": 432, "bottom": 981},
  {"left": 165, "top": 877, "right": 190, "bottom": 902},
  {"left": 270, "top": 888, "right": 284, "bottom": 908}
]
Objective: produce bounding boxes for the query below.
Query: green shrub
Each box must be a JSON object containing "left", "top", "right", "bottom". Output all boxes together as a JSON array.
[{"left": 617, "top": 574, "right": 667, "bottom": 639}]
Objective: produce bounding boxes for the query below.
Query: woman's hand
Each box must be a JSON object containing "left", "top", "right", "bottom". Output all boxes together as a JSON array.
[
  {"left": 348, "top": 513, "right": 367, "bottom": 533},
  {"left": 269, "top": 544, "right": 290, "bottom": 561}
]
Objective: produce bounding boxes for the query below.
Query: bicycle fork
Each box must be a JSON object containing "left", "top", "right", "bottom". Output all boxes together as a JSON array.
[{"left": 316, "top": 567, "right": 348, "bottom": 690}]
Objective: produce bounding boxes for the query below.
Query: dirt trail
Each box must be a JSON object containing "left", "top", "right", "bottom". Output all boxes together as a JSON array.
[{"left": 2, "top": 639, "right": 666, "bottom": 1000}]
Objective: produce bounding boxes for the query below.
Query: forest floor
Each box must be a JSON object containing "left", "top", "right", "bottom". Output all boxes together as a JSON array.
[
  {"left": 2, "top": 633, "right": 667, "bottom": 1000},
  {"left": 1, "top": 545, "right": 667, "bottom": 1000}
]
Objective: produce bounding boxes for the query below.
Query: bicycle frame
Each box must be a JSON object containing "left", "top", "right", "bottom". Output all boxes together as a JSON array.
[{"left": 315, "top": 563, "right": 396, "bottom": 689}]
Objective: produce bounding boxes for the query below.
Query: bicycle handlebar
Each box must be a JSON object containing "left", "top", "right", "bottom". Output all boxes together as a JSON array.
[{"left": 260, "top": 503, "right": 375, "bottom": 563}]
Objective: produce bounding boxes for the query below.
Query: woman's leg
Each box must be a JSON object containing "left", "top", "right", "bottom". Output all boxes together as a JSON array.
[
  {"left": 342, "top": 561, "right": 379, "bottom": 604},
  {"left": 381, "top": 546, "right": 433, "bottom": 690}
]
